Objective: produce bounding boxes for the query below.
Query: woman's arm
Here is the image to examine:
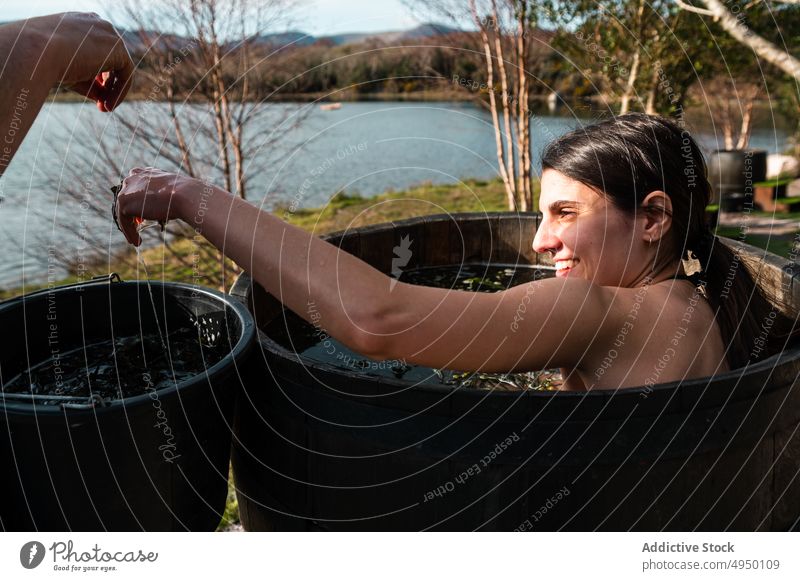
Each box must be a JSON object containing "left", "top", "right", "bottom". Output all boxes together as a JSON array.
[
  {"left": 116, "top": 169, "right": 621, "bottom": 371},
  {"left": 0, "top": 13, "right": 133, "bottom": 175}
]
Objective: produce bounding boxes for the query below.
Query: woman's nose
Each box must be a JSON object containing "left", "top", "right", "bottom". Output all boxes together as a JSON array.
[{"left": 532, "top": 220, "right": 560, "bottom": 254}]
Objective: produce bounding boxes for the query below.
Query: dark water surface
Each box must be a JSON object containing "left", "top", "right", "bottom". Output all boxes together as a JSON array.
[{"left": 3, "top": 325, "right": 229, "bottom": 401}]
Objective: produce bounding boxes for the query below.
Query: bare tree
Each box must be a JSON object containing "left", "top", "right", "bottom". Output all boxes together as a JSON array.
[
  {"left": 702, "top": 78, "right": 762, "bottom": 149},
  {"left": 118, "top": 0, "right": 305, "bottom": 200},
  {"left": 32, "top": 0, "right": 309, "bottom": 291},
  {"left": 405, "top": 0, "right": 540, "bottom": 211}
]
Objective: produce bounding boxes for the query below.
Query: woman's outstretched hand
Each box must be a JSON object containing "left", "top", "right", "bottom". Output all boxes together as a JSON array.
[{"left": 115, "top": 167, "right": 214, "bottom": 246}]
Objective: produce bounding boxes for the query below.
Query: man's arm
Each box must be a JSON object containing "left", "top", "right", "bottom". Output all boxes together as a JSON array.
[
  {"left": 0, "top": 13, "right": 134, "bottom": 175},
  {"left": 0, "top": 19, "right": 55, "bottom": 175}
]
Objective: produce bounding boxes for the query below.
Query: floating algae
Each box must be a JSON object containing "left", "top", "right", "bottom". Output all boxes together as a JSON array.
[{"left": 266, "top": 264, "right": 563, "bottom": 391}]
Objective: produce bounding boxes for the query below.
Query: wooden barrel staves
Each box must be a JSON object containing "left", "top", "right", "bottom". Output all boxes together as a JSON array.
[{"left": 229, "top": 212, "right": 800, "bottom": 531}]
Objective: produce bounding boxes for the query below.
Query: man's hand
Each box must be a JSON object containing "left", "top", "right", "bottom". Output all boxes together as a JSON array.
[
  {"left": 31, "top": 12, "right": 134, "bottom": 112},
  {"left": 0, "top": 12, "right": 135, "bottom": 175}
]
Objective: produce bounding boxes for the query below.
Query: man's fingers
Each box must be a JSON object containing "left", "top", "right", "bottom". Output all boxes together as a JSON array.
[
  {"left": 67, "top": 72, "right": 124, "bottom": 112},
  {"left": 67, "top": 42, "right": 134, "bottom": 112},
  {"left": 99, "top": 70, "right": 127, "bottom": 112},
  {"left": 67, "top": 74, "right": 105, "bottom": 104},
  {"left": 103, "top": 53, "right": 134, "bottom": 112}
]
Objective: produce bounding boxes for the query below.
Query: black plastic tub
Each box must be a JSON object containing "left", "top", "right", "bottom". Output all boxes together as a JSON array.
[
  {"left": 230, "top": 212, "right": 800, "bottom": 531},
  {"left": 0, "top": 276, "right": 255, "bottom": 531},
  {"left": 708, "top": 149, "right": 767, "bottom": 209}
]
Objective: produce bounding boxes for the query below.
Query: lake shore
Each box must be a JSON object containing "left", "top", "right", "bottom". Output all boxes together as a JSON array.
[
  {"left": 3, "top": 174, "right": 797, "bottom": 303},
  {"left": 0, "top": 178, "right": 512, "bottom": 300}
]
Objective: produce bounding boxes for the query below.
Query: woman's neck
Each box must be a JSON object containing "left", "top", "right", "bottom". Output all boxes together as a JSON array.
[{"left": 641, "top": 258, "right": 687, "bottom": 287}]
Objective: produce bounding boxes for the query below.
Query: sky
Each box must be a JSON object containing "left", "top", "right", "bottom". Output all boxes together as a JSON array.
[{"left": 2, "top": 0, "right": 424, "bottom": 35}]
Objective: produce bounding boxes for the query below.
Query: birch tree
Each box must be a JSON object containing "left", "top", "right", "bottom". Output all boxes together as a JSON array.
[
  {"left": 405, "top": 0, "right": 544, "bottom": 211},
  {"left": 676, "top": 0, "right": 800, "bottom": 81},
  {"left": 675, "top": 0, "right": 800, "bottom": 146}
]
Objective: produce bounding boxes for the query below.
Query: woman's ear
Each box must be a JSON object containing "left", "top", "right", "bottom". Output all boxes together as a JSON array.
[{"left": 640, "top": 191, "right": 673, "bottom": 243}]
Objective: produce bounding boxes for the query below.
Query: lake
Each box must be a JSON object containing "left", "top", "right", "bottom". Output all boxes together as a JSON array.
[{"left": 0, "top": 101, "right": 792, "bottom": 288}]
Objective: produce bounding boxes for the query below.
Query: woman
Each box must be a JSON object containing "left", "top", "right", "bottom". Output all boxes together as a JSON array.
[{"left": 116, "top": 113, "right": 795, "bottom": 390}]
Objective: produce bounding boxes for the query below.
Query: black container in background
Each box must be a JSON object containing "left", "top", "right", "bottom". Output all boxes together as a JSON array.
[
  {"left": 708, "top": 149, "right": 767, "bottom": 209},
  {"left": 0, "top": 278, "right": 255, "bottom": 531}
]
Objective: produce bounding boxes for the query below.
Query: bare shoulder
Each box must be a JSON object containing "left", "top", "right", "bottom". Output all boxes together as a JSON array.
[{"left": 498, "top": 276, "right": 634, "bottom": 367}]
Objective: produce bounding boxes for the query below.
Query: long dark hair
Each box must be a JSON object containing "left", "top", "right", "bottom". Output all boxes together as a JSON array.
[{"left": 540, "top": 113, "right": 797, "bottom": 369}]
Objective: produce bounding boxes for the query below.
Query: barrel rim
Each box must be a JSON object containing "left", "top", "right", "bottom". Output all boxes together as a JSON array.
[{"left": 0, "top": 280, "right": 256, "bottom": 415}]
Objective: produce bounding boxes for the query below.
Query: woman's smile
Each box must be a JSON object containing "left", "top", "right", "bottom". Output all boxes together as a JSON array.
[{"left": 555, "top": 258, "right": 578, "bottom": 277}]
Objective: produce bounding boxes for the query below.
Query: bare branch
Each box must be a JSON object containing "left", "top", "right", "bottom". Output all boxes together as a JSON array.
[
  {"left": 677, "top": 0, "right": 800, "bottom": 80},
  {"left": 673, "top": 0, "right": 715, "bottom": 16}
]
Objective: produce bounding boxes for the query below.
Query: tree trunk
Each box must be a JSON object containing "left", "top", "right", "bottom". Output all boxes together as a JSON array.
[
  {"left": 620, "top": 50, "right": 641, "bottom": 115},
  {"left": 166, "top": 76, "right": 195, "bottom": 178},
  {"left": 516, "top": 0, "right": 531, "bottom": 211},
  {"left": 471, "top": 0, "right": 516, "bottom": 211},
  {"left": 209, "top": 45, "right": 233, "bottom": 194},
  {"left": 736, "top": 86, "right": 760, "bottom": 150},
  {"left": 491, "top": 1, "right": 517, "bottom": 205},
  {"left": 620, "top": 0, "right": 646, "bottom": 115},
  {"left": 644, "top": 64, "right": 659, "bottom": 114}
]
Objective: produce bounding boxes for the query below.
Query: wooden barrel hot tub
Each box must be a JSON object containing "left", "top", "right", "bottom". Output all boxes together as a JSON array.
[{"left": 229, "top": 212, "right": 800, "bottom": 531}]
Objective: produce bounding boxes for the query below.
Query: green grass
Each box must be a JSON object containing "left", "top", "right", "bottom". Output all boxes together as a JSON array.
[
  {"left": 754, "top": 176, "right": 795, "bottom": 188},
  {"left": 774, "top": 197, "right": 800, "bottom": 207},
  {"left": 273, "top": 178, "right": 518, "bottom": 233},
  {"left": 216, "top": 467, "right": 241, "bottom": 532},
  {"left": 751, "top": 209, "right": 800, "bottom": 220},
  {"left": 1, "top": 178, "right": 522, "bottom": 303}
]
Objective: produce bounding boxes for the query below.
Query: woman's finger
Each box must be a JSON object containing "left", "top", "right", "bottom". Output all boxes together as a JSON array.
[{"left": 115, "top": 193, "right": 141, "bottom": 246}]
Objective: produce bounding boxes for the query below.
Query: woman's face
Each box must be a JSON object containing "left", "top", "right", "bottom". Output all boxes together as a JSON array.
[{"left": 533, "top": 169, "right": 642, "bottom": 287}]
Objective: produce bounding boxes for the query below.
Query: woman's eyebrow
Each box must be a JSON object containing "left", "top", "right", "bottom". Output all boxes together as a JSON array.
[{"left": 548, "top": 200, "right": 584, "bottom": 212}]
